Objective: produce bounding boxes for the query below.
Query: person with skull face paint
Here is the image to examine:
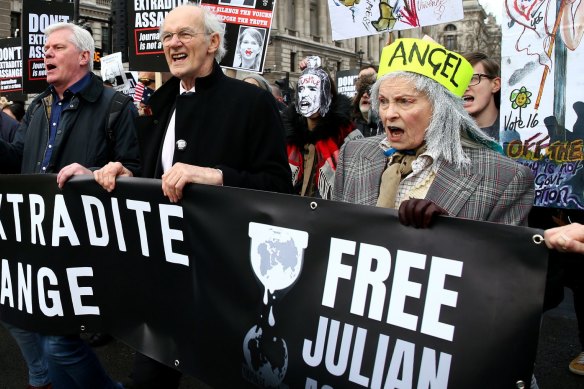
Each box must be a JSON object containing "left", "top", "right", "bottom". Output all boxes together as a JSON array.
[{"left": 284, "top": 62, "right": 363, "bottom": 199}]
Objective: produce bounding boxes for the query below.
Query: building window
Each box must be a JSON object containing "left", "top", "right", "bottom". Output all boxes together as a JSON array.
[
  {"left": 11, "top": 12, "right": 21, "bottom": 37},
  {"left": 443, "top": 24, "right": 457, "bottom": 51},
  {"left": 287, "top": 0, "right": 296, "bottom": 32},
  {"left": 444, "top": 35, "right": 457, "bottom": 50},
  {"left": 102, "top": 26, "right": 111, "bottom": 53},
  {"left": 310, "top": 3, "right": 318, "bottom": 38},
  {"left": 290, "top": 52, "right": 296, "bottom": 72}
]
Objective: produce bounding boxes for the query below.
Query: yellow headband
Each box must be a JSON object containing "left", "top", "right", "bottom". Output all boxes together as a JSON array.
[{"left": 378, "top": 38, "right": 473, "bottom": 97}]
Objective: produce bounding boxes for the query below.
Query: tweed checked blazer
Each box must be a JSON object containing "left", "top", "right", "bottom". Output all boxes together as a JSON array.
[{"left": 332, "top": 136, "right": 535, "bottom": 226}]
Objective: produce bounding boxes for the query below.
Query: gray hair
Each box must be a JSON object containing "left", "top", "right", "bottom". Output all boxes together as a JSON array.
[
  {"left": 242, "top": 73, "right": 271, "bottom": 92},
  {"left": 370, "top": 72, "right": 498, "bottom": 168},
  {"left": 45, "top": 22, "right": 95, "bottom": 71},
  {"left": 160, "top": 4, "right": 227, "bottom": 62}
]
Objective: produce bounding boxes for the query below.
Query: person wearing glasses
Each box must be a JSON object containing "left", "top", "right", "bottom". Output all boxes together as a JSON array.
[
  {"left": 462, "top": 52, "right": 503, "bottom": 140},
  {"left": 92, "top": 5, "right": 291, "bottom": 387}
]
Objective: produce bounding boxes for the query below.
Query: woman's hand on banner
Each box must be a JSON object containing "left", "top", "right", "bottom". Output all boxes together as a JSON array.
[{"left": 398, "top": 199, "right": 448, "bottom": 229}]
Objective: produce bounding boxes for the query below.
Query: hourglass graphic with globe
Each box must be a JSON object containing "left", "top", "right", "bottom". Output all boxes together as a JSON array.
[{"left": 243, "top": 222, "right": 309, "bottom": 388}]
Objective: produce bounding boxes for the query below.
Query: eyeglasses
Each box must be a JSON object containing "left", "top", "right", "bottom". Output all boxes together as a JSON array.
[
  {"left": 160, "top": 29, "right": 209, "bottom": 46},
  {"left": 468, "top": 73, "right": 495, "bottom": 86},
  {"left": 138, "top": 78, "right": 155, "bottom": 86}
]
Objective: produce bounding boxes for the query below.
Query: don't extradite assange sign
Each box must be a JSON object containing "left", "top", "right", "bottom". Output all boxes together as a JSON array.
[{"left": 0, "top": 174, "right": 547, "bottom": 388}]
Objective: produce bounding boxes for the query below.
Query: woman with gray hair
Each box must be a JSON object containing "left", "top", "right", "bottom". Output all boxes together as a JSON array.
[
  {"left": 242, "top": 73, "right": 272, "bottom": 92},
  {"left": 332, "top": 38, "right": 534, "bottom": 227}
]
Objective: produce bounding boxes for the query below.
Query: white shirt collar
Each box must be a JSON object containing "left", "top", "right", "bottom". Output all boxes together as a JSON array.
[{"left": 179, "top": 82, "right": 196, "bottom": 94}]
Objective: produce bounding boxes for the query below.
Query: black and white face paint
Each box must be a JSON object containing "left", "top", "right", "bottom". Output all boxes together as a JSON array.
[
  {"left": 298, "top": 74, "right": 322, "bottom": 117},
  {"left": 295, "top": 66, "right": 333, "bottom": 118}
]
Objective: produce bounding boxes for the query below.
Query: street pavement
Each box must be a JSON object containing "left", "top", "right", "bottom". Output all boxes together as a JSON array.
[{"left": 1, "top": 290, "right": 582, "bottom": 388}]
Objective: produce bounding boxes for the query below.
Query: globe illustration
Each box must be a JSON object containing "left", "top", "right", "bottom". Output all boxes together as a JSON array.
[
  {"left": 248, "top": 223, "right": 308, "bottom": 302},
  {"left": 243, "top": 325, "right": 288, "bottom": 388},
  {"left": 243, "top": 223, "right": 309, "bottom": 387}
]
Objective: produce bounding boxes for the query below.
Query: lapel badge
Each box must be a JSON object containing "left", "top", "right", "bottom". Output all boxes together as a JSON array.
[{"left": 176, "top": 139, "right": 187, "bottom": 151}]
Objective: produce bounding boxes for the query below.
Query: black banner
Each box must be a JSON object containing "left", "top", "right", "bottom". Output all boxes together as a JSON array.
[
  {"left": 127, "top": 0, "right": 190, "bottom": 71},
  {"left": 22, "top": 0, "right": 74, "bottom": 93},
  {"left": 0, "top": 38, "right": 26, "bottom": 101},
  {"left": 0, "top": 174, "right": 548, "bottom": 388}
]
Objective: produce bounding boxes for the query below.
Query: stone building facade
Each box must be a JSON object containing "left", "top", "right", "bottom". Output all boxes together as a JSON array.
[
  {"left": 0, "top": 0, "right": 11, "bottom": 40},
  {"left": 1, "top": 0, "right": 500, "bottom": 92},
  {"left": 429, "top": 0, "right": 501, "bottom": 64}
]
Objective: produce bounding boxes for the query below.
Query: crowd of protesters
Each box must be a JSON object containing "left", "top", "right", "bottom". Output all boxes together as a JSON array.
[{"left": 1, "top": 3, "right": 584, "bottom": 388}]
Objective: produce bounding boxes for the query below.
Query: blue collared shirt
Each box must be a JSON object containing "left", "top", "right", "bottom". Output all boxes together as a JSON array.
[{"left": 40, "top": 73, "right": 91, "bottom": 172}]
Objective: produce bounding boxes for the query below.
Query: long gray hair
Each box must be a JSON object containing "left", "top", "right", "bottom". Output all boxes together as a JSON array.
[
  {"left": 242, "top": 73, "right": 272, "bottom": 92},
  {"left": 370, "top": 72, "right": 499, "bottom": 168}
]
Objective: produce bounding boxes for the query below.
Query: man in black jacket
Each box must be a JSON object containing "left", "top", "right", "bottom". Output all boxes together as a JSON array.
[
  {"left": 95, "top": 4, "right": 290, "bottom": 199},
  {"left": 0, "top": 110, "right": 19, "bottom": 142},
  {"left": 94, "top": 4, "right": 291, "bottom": 388},
  {"left": 0, "top": 22, "right": 139, "bottom": 389}
]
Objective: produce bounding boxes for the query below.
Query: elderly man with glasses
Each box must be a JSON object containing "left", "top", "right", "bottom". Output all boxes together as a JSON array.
[
  {"left": 92, "top": 4, "right": 292, "bottom": 388},
  {"left": 94, "top": 4, "right": 291, "bottom": 200}
]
